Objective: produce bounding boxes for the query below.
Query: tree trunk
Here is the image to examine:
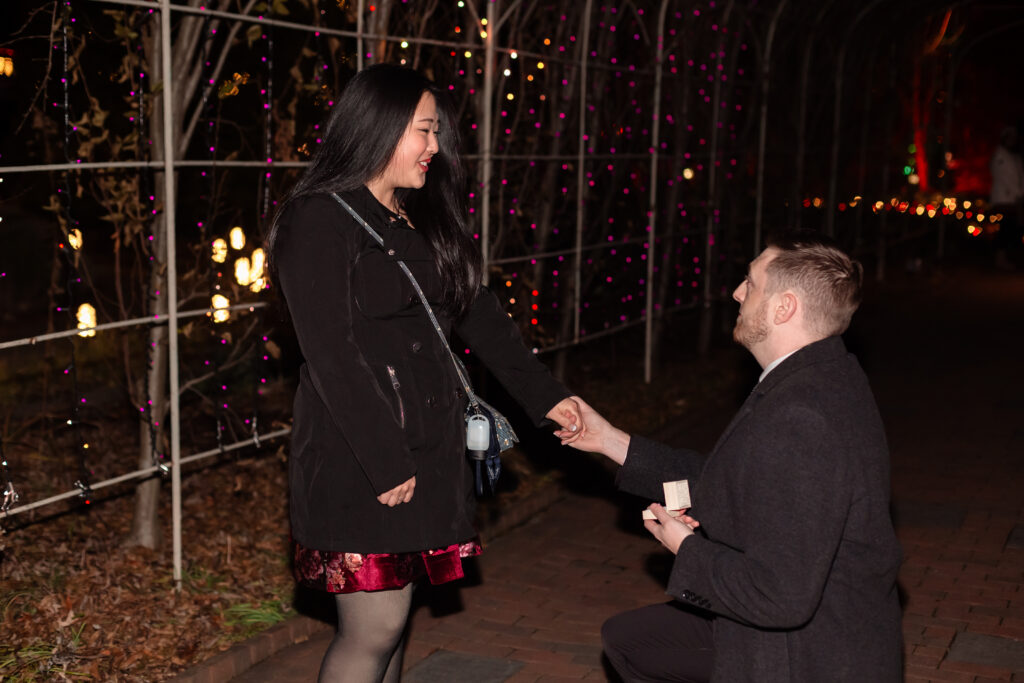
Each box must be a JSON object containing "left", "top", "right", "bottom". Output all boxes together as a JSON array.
[
  {"left": 127, "top": 301, "right": 168, "bottom": 549},
  {"left": 125, "top": 15, "right": 169, "bottom": 550}
]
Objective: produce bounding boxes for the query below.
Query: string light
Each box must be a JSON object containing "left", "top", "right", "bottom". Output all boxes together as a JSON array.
[
  {"left": 234, "top": 256, "right": 251, "bottom": 286},
  {"left": 229, "top": 226, "right": 246, "bottom": 250},
  {"left": 0, "top": 440, "right": 18, "bottom": 519},
  {"left": 5, "top": 1, "right": 984, "bottom": 525},
  {"left": 76, "top": 303, "right": 97, "bottom": 337},
  {"left": 212, "top": 238, "right": 228, "bottom": 263},
  {"left": 0, "top": 48, "right": 13, "bottom": 77},
  {"left": 249, "top": 248, "right": 266, "bottom": 292},
  {"left": 210, "top": 294, "right": 231, "bottom": 323}
]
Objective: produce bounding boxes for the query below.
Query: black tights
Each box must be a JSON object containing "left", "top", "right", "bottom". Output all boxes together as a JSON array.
[{"left": 318, "top": 583, "right": 415, "bottom": 683}]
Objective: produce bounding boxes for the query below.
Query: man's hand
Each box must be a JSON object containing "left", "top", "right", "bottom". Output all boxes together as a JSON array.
[
  {"left": 559, "top": 396, "right": 631, "bottom": 465},
  {"left": 546, "top": 397, "right": 586, "bottom": 444},
  {"left": 643, "top": 503, "right": 697, "bottom": 554},
  {"left": 377, "top": 476, "right": 416, "bottom": 506}
]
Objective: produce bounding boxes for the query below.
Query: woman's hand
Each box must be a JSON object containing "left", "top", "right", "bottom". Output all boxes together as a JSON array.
[
  {"left": 377, "top": 476, "right": 416, "bottom": 506},
  {"left": 559, "top": 396, "right": 631, "bottom": 465},
  {"left": 547, "top": 397, "right": 586, "bottom": 444}
]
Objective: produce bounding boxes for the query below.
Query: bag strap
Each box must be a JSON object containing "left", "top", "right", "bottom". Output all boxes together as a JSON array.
[{"left": 330, "top": 193, "right": 480, "bottom": 408}]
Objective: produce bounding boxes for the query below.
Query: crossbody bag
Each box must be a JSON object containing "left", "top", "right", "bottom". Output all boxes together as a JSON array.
[{"left": 331, "top": 193, "right": 518, "bottom": 494}]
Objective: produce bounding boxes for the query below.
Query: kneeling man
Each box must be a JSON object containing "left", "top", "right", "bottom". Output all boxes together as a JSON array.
[{"left": 565, "top": 233, "right": 902, "bottom": 682}]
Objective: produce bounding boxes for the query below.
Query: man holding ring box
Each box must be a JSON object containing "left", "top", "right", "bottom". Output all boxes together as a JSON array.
[{"left": 562, "top": 232, "right": 902, "bottom": 682}]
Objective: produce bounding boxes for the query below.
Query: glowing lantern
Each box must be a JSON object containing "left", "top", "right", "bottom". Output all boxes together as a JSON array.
[
  {"left": 212, "top": 238, "right": 228, "bottom": 263},
  {"left": 0, "top": 49, "right": 13, "bottom": 78},
  {"left": 229, "top": 226, "right": 246, "bottom": 250},
  {"left": 76, "top": 303, "right": 97, "bottom": 337},
  {"left": 210, "top": 294, "right": 231, "bottom": 323},
  {"left": 249, "top": 248, "right": 266, "bottom": 291},
  {"left": 235, "top": 257, "right": 251, "bottom": 286},
  {"left": 68, "top": 228, "right": 83, "bottom": 250}
]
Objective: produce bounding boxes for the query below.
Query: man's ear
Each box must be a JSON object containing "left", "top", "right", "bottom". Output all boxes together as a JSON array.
[{"left": 773, "top": 291, "right": 798, "bottom": 324}]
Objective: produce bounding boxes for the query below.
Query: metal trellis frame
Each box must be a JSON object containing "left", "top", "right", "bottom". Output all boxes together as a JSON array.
[{"left": 0, "top": 0, "right": 738, "bottom": 587}]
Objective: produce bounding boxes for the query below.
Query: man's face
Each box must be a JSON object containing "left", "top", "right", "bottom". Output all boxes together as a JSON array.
[{"left": 732, "top": 248, "right": 777, "bottom": 351}]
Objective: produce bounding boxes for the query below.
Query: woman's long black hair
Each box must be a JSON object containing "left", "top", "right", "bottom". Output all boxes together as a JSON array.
[{"left": 267, "top": 64, "right": 481, "bottom": 318}]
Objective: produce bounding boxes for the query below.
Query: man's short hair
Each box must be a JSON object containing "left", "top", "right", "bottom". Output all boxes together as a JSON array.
[{"left": 763, "top": 231, "right": 863, "bottom": 337}]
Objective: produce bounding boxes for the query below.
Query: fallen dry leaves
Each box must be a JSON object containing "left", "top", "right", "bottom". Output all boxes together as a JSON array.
[{"left": 1, "top": 447, "right": 297, "bottom": 682}]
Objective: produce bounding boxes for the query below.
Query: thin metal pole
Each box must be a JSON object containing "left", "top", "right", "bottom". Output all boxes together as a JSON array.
[
  {"left": 0, "top": 154, "right": 647, "bottom": 176},
  {"left": 792, "top": 0, "right": 835, "bottom": 229},
  {"left": 643, "top": 0, "right": 669, "bottom": 384},
  {"left": 754, "top": 0, "right": 787, "bottom": 254},
  {"left": 78, "top": 0, "right": 595, "bottom": 70},
  {"left": 0, "top": 430, "right": 290, "bottom": 520},
  {"left": 825, "top": 0, "right": 884, "bottom": 237},
  {"left": 573, "top": 0, "right": 593, "bottom": 345},
  {"left": 159, "top": 0, "right": 183, "bottom": 591},
  {"left": 357, "top": 0, "right": 364, "bottom": 70},
  {"left": 0, "top": 302, "right": 270, "bottom": 350},
  {"left": 480, "top": 0, "right": 496, "bottom": 285}
]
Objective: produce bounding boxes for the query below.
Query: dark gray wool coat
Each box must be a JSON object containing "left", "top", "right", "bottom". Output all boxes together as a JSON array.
[
  {"left": 275, "top": 187, "right": 570, "bottom": 554},
  {"left": 618, "top": 336, "right": 903, "bottom": 682}
]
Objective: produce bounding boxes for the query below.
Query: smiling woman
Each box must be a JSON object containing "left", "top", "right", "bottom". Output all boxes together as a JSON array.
[
  {"left": 265, "top": 64, "right": 584, "bottom": 683},
  {"left": 366, "top": 92, "right": 439, "bottom": 212}
]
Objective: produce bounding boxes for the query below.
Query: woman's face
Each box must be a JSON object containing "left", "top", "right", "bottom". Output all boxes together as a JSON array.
[{"left": 376, "top": 92, "right": 440, "bottom": 198}]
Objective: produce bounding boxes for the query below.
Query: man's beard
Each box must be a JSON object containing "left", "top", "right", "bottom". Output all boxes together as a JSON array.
[{"left": 733, "top": 299, "right": 769, "bottom": 349}]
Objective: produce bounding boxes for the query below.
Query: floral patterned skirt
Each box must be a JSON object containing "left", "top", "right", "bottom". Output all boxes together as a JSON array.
[{"left": 293, "top": 537, "right": 482, "bottom": 594}]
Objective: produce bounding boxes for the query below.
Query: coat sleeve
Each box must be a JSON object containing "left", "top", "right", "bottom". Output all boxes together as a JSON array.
[
  {"left": 454, "top": 286, "right": 571, "bottom": 426},
  {"left": 275, "top": 196, "right": 416, "bottom": 494},
  {"left": 666, "top": 400, "right": 850, "bottom": 629},
  {"left": 615, "top": 435, "right": 706, "bottom": 502}
]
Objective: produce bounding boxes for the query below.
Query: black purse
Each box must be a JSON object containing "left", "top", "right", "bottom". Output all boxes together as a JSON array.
[{"left": 332, "top": 194, "right": 518, "bottom": 494}]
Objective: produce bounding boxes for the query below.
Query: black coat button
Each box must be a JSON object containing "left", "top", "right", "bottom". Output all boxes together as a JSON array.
[
  {"left": 387, "top": 248, "right": 396, "bottom": 256},
  {"left": 411, "top": 341, "right": 422, "bottom": 353},
  {"left": 426, "top": 395, "right": 437, "bottom": 408}
]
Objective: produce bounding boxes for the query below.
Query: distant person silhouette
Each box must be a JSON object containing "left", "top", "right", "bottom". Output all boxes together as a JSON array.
[{"left": 990, "top": 126, "right": 1024, "bottom": 270}]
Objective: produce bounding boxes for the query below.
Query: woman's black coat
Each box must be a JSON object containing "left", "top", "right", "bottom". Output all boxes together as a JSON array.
[{"left": 275, "top": 188, "right": 570, "bottom": 553}]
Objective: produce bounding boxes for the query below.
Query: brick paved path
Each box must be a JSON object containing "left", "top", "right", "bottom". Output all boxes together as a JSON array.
[
  {"left": 860, "top": 268, "right": 1024, "bottom": 682},
  {"left": 217, "top": 265, "right": 1024, "bottom": 683},
  {"left": 400, "top": 493, "right": 670, "bottom": 681}
]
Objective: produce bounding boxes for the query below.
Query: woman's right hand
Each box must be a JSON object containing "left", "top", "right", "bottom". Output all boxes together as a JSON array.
[
  {"left": 559, "top": 396, "right": 631, "bottom": 465},
  {"left": 377, "top": 476, "right": 416, "bottom": 506}
]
